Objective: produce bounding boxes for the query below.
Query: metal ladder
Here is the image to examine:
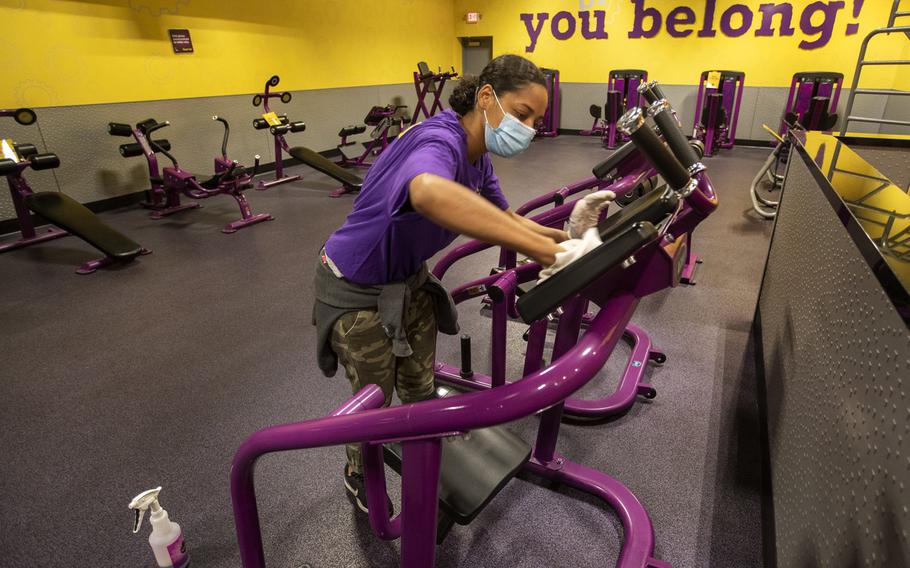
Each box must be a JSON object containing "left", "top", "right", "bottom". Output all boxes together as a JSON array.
[{"left": 840, "top": 0, "right": 910, "bottom": 135}]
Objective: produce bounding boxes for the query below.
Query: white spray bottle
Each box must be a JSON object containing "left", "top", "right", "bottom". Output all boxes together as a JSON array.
[{"left": 129, "top": 487, "right": 190, "bottom": 568}]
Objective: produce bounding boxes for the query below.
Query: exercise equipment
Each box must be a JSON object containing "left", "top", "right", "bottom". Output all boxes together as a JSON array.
[
  {"left": 336, "top": 104, "right": 410, "bottom": 168},
  {"left": 0, "top": 108, "right": 148, "bottom": 274},
  {"left": 411, "top": 62, "right": 457, "bottom": 124},
  {"left": 434, "top": 91, "right": 713, "bottom": 421},
  {"left": 232, "top": 116, "right": 719, "bottom": 566},
  {"left": 535, "top": 67, "right": 559, "bottom": 137},
  {"left": 251, "top": 75, "right": 307, "bottom": 190},
  {"left": 108, "top": 116, "right": 272, "bottom": 234},
  {"left": 692, "top": 70, "right": 745, "bottom": 157},
  {"left": 752, "top": 72, "right": 843, "bottom": 219},
  {"left": 582, "top": 69, "right": 648, "bottom": 149}
]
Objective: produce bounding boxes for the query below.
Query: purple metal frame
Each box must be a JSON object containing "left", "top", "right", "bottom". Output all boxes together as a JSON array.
[
  {"left": 777, "top": 72, "right": 844, "bottom": 137},
  {"left": 252, "top": 76, "right": 302, "bottom": 190},
  {"left": 120, "top": 121, "right": 272, "bottom": 234},
  {"left": 336, "top": 105, "right": 409, "bottom": 168},
  {"left": 434, "top": 169, "right": 716, "bottom": 420},
  {"left": 411, "top": 65, "right": 458, "bottom": 124},
  {"left": 536, "top": 68, "right": 560, "bottom": 137},
  {"left": 692, "top": 71, "right": 745, "bottom": 157},
  {"left": 603, "top": 70, "right": 648, "bottom": 149}
]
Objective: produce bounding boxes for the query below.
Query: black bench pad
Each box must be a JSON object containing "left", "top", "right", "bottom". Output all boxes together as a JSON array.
[
  {"left": 339, "top": 125, "right": 367, "bottom": 138},
  {"left": 25, "top": 192, "right": 143, "bottom": 259},
  {"left": 384, "top": 416, "right": 530, "bottom": 525},
  {"left": 288, "top": 146, "right": 363, "bottom": 189}
]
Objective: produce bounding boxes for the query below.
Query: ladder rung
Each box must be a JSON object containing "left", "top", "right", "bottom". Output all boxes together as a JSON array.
[
  {"left": 859, "top": 60, "right": 910, "bottom": 66},
  {"left": 854, "top": 89, "right": 910, "bottom": 96},
  {"left": 846, "top": 116, "right": 910, "bottom": 126}
]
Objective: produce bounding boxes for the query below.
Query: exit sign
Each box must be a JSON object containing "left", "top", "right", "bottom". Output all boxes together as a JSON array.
[{"left": 465, "top": 12, "right": 481, "bottom": 23}]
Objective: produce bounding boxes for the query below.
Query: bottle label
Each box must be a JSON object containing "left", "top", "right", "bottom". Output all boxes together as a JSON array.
[{"left": 167, "top": 533, "right": 189, "bottom": 568}]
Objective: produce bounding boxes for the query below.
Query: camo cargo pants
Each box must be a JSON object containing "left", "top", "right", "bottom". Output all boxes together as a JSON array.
[{"left": 330, "top": 288, "right": 438, "bottom": 473}]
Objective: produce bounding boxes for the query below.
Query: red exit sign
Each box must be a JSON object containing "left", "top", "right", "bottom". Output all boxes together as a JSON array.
[{"left": 465, "top": 12, "right": 481, "bottom": 23}]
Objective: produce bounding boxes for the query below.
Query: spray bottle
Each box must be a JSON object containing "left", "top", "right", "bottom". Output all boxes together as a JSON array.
[{"left": 129, "top": 487, "right": 190, "bottom": 568}]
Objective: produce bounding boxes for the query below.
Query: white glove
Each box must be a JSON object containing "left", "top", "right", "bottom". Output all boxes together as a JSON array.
[
  {"left": 538, "top": 227, "right": 602, "bottom": 283},
  {"left": 567, "top": 190, "right": 615, "bottom": 239}
]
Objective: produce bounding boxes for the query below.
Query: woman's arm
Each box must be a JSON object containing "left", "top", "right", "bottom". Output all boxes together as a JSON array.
[
  {"left": 410, "top": 173, "right": 562, "bottom": 266},
  {"left": 508, "top": 210, "right": 569, "bottom": 242}
]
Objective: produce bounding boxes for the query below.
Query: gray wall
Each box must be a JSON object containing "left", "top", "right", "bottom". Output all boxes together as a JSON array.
[
  {"left": 756, "top": 150, "right": 910, "bottom": 566},
  {"left": 0, "top": 81, "right": 454, "bottom": 222}
]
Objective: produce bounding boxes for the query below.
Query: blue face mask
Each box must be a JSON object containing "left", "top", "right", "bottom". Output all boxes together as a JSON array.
[{"left": 483, "top": 90, "right": 537, "bottom": 158}]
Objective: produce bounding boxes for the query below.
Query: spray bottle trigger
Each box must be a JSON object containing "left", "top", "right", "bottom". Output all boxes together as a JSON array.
[{"left": 133, "top": 508, "right": 145, "bottom": 534}]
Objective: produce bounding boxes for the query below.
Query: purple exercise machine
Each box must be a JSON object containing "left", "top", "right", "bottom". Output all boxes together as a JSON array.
[
  {"left": 231, "top": 96, "right": 718, "bottom": 568},
  {"left": 108, "top": 117, "right": 272, "bottom": 234},
  {"left": 0, "top": 108, "right": 148, "bottom": 273},
  {"left": 251, "top": 75, "right": 307, "bottom": 190},
  {"left": 692, "top": 70, "right": 745, "bottom": 157},
  {"left": 582, "top": 69, "right": 648, "bottom": 149},
  {"left": 535, "top": 68, "right": 560, "bottom": 137},
  {"left": 752, "top": 71, "right": 843, "bottom": 219},
  {"left": 433, "top": 87, "right": 714, "bottom": 421},
  {"left": 336, "top": 104, "right": 410, "bottom": 168},
  {"left": 411, "top": 62, "right": 458, "bottom": 124}
]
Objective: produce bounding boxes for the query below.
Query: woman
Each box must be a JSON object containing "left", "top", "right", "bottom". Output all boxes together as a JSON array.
[{"left": 312, "top": 54, "right": 609, "bottom": 513}]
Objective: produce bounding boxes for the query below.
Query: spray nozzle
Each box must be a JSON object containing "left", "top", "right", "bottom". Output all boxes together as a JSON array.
[{"left": 129, "top": 487, "right": 163, "bottom": 533}]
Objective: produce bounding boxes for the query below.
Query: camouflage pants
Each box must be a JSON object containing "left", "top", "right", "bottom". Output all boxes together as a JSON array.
[{"left": 330, "top": 288, "right": 437, "bottom": 474}]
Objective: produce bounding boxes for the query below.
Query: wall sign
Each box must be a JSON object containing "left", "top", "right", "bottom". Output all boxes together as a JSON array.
[
  {"left": 168, "top": 29, "right": 193, "bottom": 54},
  {"left": 520, "top": 0, "right": 867, "bottom": 52}
]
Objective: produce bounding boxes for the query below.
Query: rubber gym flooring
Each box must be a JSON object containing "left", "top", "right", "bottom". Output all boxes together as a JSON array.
[{"left": 0, "top": 135, "right": 773, "bottom": 567}]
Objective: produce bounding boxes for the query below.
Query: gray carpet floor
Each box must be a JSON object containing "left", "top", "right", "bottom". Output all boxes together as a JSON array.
[{"left": 0, "top": 135, "right": 774, "bottom": 568}]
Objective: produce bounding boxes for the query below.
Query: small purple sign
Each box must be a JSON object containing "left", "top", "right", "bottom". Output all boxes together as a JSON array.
[{"left": 169, "top": 29, "right": 193, "bottom": 54}]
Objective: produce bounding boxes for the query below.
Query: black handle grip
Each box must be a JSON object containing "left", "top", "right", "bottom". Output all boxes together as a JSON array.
[
  {"left": 592, "top": 139, "right": 636, "bottom": 180},
  {"left": 649, "top": 101, "right": 700, "bottom": 169},
  {"left": 108, "top": 122, "right": 133, "bottom": 137},
  {"left": 30, "top": 153, "right": 60, "bottom": 171},
  {"left": 619, "top": 108, "right": 690, "bottom": 191},
  {"left": 119, "top": 140, "right": 171, "bottom": 157},
  {"left": 13, "top": 143, "right": 38, "bottom": 159},
  {"left": 0, "top": 158, "right": 19, "bottom": 176},
  {"left": 638, "top": 81, "right": 667, "bottom": 105}
]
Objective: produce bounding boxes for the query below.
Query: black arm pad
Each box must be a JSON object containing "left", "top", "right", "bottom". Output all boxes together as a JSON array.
[
  {"left": 649, "top": 102, "right": 700, "bottom": 168},
  {"left": 0, "top": 158, "right": 18, "bottom": 176},
  {"left": 253, "top": 115, "right": 289, "bottom": 129},
  {"left": 592, "top": 140, "right": 636, "bottom": 179},
  {"left": 13, "top": 143, "right": 38, "bottom": 159},
  {"left": 269, "top": 121, "right": 306, "bottom": 136},
  {"left": 30, "top": 153, "right": 60, "bottom": 170},
  {"left": 108, "top": 122, "right": 133, "bottom": 137},
  {"left": 516, "top": 222, "right": 658, "bottom": 323},
  {"left": 119, "top": 140, "right": 171, "bottom": 157},
  {"left": 137, "top": 118, "right": 158, "bottom": 134},
  {"left": 620, "top": 108, "right": 690, "bottom": 190}
]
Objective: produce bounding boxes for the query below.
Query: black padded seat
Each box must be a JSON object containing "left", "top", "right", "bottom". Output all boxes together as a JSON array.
[
  {"left": 339, "top": 125, "right": 367, "bottom": 138},
  {"left": 701, "top": 93, "right": 727, "bottom": 128},
  {"left": 288, "top": 146, "right": 364, "bottom": 190},
  {"left": 383, "top": 389, "right": 530, "bottom": 528},
  {"left": 25, "top": 192, "right": 142, "bottom": 259}
]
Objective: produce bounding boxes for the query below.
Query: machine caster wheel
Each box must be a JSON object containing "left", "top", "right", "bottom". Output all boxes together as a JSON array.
[
  {"left": 641, "top": 387, "right": 657, "bottom": 400},
  {"left": 649, "top": 352, "right": 667, "bottom": 365}
]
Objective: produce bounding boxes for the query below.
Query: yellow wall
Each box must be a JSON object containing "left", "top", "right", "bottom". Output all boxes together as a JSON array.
[
  {"left": 0, "top": 0, "right": 456, "bottom": 107},
  {"left": 453, "top": 0, "right": 908, "bottom": 88}
]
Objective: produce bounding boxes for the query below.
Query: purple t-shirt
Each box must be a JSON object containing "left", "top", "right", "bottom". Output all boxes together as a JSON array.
[{"left": 324, "top": 109, "right": 509, "bottom": 285}]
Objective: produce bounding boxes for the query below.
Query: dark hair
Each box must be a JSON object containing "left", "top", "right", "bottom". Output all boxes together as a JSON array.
[{"left": 448, "top": 54, "right": 547, "bottom": 116}]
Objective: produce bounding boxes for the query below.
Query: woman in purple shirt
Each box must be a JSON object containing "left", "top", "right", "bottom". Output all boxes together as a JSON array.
[{"left": 314, "top": 55, "right": 581, "bottom": 514}]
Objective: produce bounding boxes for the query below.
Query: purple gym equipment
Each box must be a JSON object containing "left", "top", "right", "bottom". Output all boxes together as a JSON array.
[
  {"left": 0, "top": 108, "right": 148, "bottom": 274},
  {"left": 777, "top": 71, "right": 844, "bottom": 137},
  {"left": 434, "top": 89, "right": 714, "bottom": 421},
  {"left": 251, "top": 75, "right": 307, "bottom": 190},
  {"left": 336, "top": 104, "right": 410, "bottom": 168},
  {"left": 231, "top": 95, "right": 718, "bottom": 568},
  {"left": 692, "top": 70, "right": 745, "bottom": 157},
  {"left": 582, "top": 70, "right": 648, "bottom": 149},
  {"left": 535, "top": 68, "right": 560, "bottom": 137},
  {"left": 752, "top": 72, "right": 843, "bottom": 219},
  {"left": 411, "top": 62, "right": 458, "bottom": 124},
  {"left": 108, "top": 117, "right": 272, "bottom": 234}
]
